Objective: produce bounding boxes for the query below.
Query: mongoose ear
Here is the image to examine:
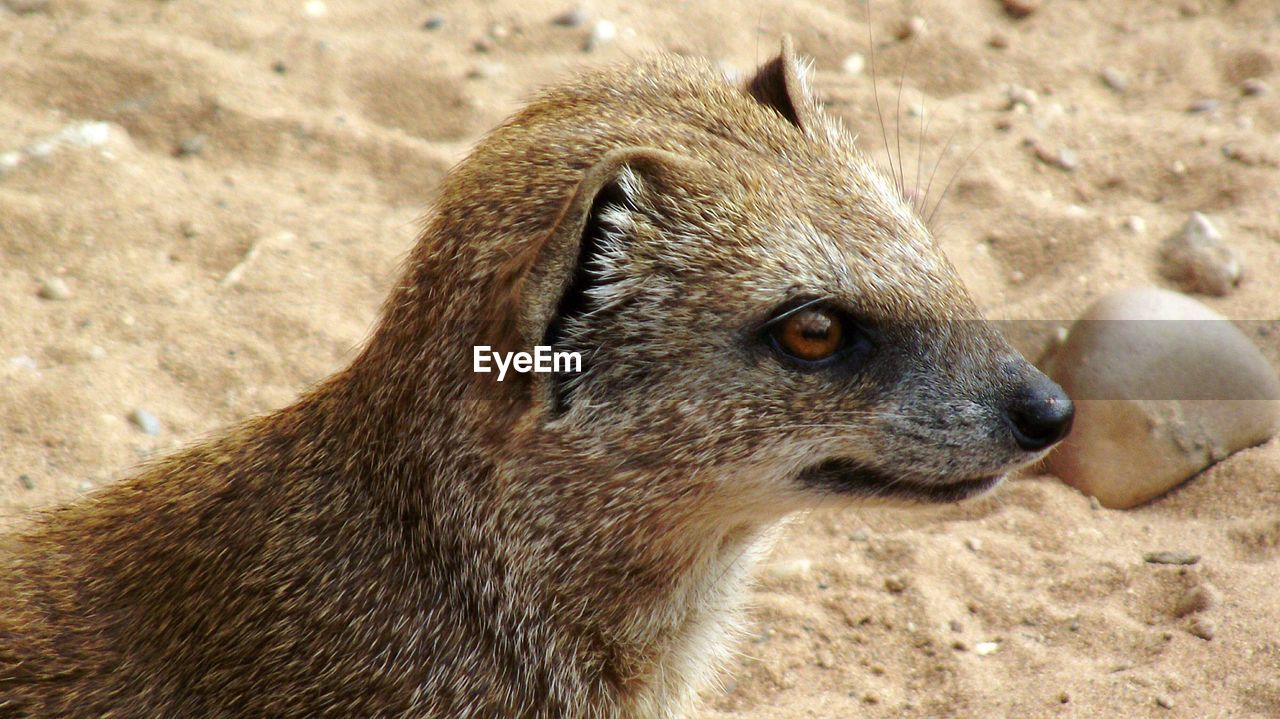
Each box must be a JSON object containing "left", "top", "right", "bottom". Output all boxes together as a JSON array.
[
  {"left": 518, "top": 147, "right": 704, "bottom": 414},
  {"left": 742, "top": 35, "right": 820, "bottom": 131}
]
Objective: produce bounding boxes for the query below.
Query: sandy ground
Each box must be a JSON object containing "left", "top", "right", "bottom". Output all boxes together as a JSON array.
[{"left": 2, "top": 0, "right": 1279, "bottom": 716}]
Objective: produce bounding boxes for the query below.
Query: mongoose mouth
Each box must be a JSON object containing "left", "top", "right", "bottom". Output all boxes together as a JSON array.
[{"left": 797, "top": 458, "right": 1002, "bottom": 503}]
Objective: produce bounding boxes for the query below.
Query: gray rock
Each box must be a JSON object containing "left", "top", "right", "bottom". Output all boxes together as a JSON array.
[
  {"left": 1187, "top": 98, "right": 1219, "bottom": 114},
  {"left": 1144, "top": 551, "right": 1200, "bottom": 566},
  {"left": 1158, "top": 212, "right": 1241, "bottom": 296},
  {"left": 128, "top": 408, "right": 162, "bottom": 436},
  {"left": 551, "top": 6, "right": 588, "bottom": 27},
  {"left": 175, "top": 134, "right": 208, "bottom": 157},
  {"left": 1101, "top": 66, "right": 1128, "bottom": 93}
]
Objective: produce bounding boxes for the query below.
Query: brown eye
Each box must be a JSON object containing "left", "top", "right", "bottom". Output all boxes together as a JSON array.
[{"left": 774, "top": 307, "right": 843, "bottom": 362}]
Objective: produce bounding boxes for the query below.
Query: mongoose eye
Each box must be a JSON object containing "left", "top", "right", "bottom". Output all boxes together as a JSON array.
[
  {"left": 760, "top": 299, "right": 869, "bottom": 368},
  {"left": 774, "top": 308, "right": 843, "bottom": 361}
]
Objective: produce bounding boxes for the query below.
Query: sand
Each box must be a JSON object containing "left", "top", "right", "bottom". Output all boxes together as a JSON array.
[{"left": 2, "top": 0, "right": 1278, "bottom": 716}]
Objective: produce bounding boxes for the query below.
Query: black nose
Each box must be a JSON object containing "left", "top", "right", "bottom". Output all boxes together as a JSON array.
[{"left": 1004, "top": 374, "right": 1074, "bottom": 452}]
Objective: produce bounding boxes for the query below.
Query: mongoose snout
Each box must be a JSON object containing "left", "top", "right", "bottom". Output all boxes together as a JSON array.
[{"left": 1003, "top": 369, "right": 1075, "bottom": 452}]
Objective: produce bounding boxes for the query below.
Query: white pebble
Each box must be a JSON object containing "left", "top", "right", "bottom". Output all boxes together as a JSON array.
[
  {"left": 1006, "top": 84, "right": 1038, "bottom": 109},
  {"left": 586, "top": 19, "right": 616, "bottom": 51},
  {"left": 1101, "top": 66, "right": 1128, "bottom": 93},
  {"left": 1123, "top": 215, "right": 1147, "bottom": 235},
  {"left": 38, "top": 276, "right": 72, "bottom": 300},
  {"left": 842, "top": 53, "right": 866, "bottom": 75},
  {"left": 128, "top": 408, "right": 162, "bottom": 436},
  {"left": 974, "top": 641, "right": 1000, "bottom": 656},
  {"left": 0, "top": 150, "right": 23, "bottom": 173}
]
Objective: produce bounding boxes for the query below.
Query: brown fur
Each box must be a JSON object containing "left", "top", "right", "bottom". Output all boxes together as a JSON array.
[{"left": 1, "top": 43, "right": 1063, "bottom": 717}]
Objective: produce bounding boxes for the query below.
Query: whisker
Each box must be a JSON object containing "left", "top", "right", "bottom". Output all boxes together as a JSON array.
[
  {"left": 927, "top": 137, "right": 988, "bottom": 229},
  {"left": 894, "top": 30, "right": 917, "bottom": 202},
  {"left": 865, "top": 3, "right": 899, "bottom": 194}
]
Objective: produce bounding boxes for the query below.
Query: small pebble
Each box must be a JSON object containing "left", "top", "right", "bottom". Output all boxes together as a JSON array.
[
  {"left": 1058, "top": 691, "right": 1071, "bottom": 704},
  {"left": 974, "top": 641, "right": 1000, "bottom": 656},
  {"left": 841, "top": 53, "right": 866, "bottom": 76},
  {"left": 1241, "top": 78, "right": 1268, "bottom": 96},
  {"left": 1170, "top": 159, "right": 1187, "bottom": 176},
  {"left": 884, "top": 575, "right": 907, "bottom": 593},
  {"left": 175, "top": 134, "right": 208, "bottom": 158},
  {"left": 1034, "top": 144, "right": 1079, "bottom": 172},
  {"left": 551, "top": 6, "right": 588, "bottom": 27},
  {"left": 0, "top": 150, "right": 23, "bottom": 174},
  {"left": 1006, "top": 84, "right": 1038, "bottom": 109},
  {"left": 1156, "top": 695, "right": 1175, "bottom": 709},
  {"left": 1100, "top": 66, "right": 1128, "bottom": 93},
  {"left": 988, "top": 33, "right": 1010, "bottom": 49},
  {"left": 964, "top": 537, "right": 982, "bottom": 552},
  {"left": 1122, "top": 215, "right": 1146, "bottom": 235},
  {"left": 272, "top": 60, "right": 288, "bottom": 74},
  {"left": 897, "top": 16, "right": 927, "bottom": 40},
  {"left": 4, "top": 0, "right": 49, "bottom": 14},
  {"left": 949, "top": 619, "right": 964, "bottom": 632},
  {"left": 1000, "top": 0, "right": 1039, "bottom": 19},
  {"left": 487, "top": 22, "right": 510, "bottom": 41},
  {"left": 128, "top": 408, "right": 162, "bottom": 436},
  {"left": 18, "top": 474, "right": 34, "bottom": 490},
  {"left": 1173, "top": 583, "right": 1220, "bottom": 617},
  {"left": 585, "top": 19, "right": 616, "bottom": 51},
  {"left": 1187, "top": 98, "right": 1219, "bottom": 114},
  {"left": 466, "top": 62, "right": 505, "bottom": 80},
  {"left": 1158, "top": 211, "right": 1242, "bottom": 297},
  {"left": 1144, "top": 551, "right": 1200, "bottom": 566},
  {"left": 1188, "top": 616, "right": 1216, "bottom": 640},
  {"left": 422, "top": 15, "right": 445, "bottom": 30},
  {"left": 38, "top": 276, "right": 71, "bottom": 301}
]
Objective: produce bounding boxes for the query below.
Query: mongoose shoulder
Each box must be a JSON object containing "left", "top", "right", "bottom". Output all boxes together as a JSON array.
[{"left": 0, "top": 40, "right": 1072, "bottom": 718}]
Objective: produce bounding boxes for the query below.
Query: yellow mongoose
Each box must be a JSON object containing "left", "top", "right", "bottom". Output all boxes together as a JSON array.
[{"left": 0, "top": 41, "right": 1072, "bottom": 718}]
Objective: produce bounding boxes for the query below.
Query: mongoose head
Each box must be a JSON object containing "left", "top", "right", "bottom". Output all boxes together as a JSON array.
[{"left": 395, "top": 39, "right": 1073, "bottom": 523}]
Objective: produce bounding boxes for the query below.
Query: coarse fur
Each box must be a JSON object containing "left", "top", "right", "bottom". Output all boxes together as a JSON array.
[{"left": 0, "top": 41, "right": 1065, "bottom": 718}]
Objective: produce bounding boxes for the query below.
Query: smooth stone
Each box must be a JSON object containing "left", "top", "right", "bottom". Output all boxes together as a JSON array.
[
  {"left": 1041, "top": 288, "right": 1280, "bottom": 509},
  {"left": 128, "top": 408, "right": 162, "bottom": 436},
  {"left": 38, "top": 276, "right": 71, "bottom": 300}
]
